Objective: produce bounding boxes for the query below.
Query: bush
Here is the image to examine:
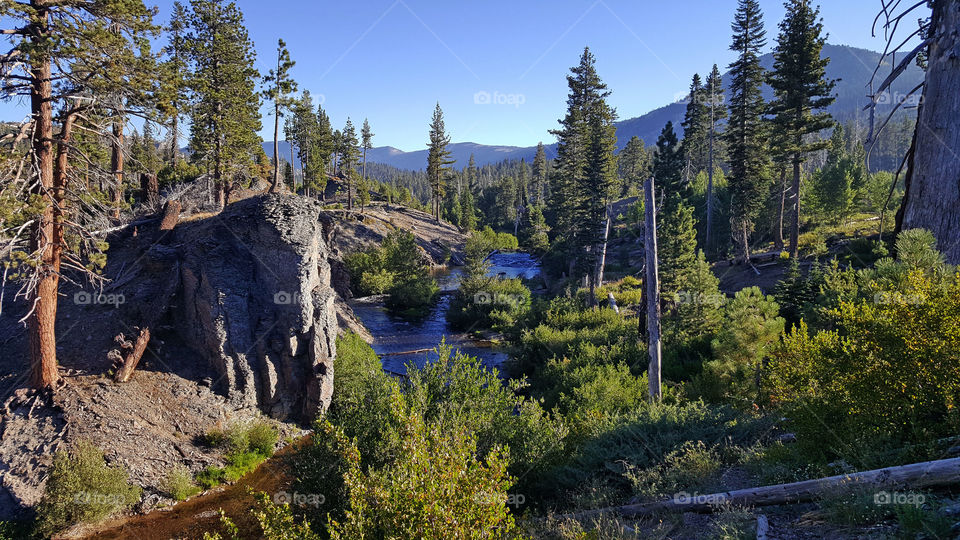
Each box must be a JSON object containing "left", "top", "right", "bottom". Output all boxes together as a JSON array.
[
  {"left": 538, "top": 360, "right": 647, "bottom": 415},
  {"left": 327, "top": 393, "right": 521, "bottom": 539},
  {"left": 200, "top": 420, "right": 277, "bottom": 487},
  {"left": 447, "top": 275, "right": 531, "bottom": 334},
  {"left": 246, "top": 422, "right": 278, "bottom": 456},
  {"left": 35, "top": 441, "right": 142, "bottom": 537},
  {"left": 163, "top": 465, "right": 201, "bottom": 501},
  {"left": 628, "top": 441, "right": 721, "bottom": 501},
  {"left": 344, "top": 229, "right": 439, "bottom": 313}
]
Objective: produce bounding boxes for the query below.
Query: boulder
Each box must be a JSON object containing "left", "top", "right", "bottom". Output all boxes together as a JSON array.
[{"left": 174, "top": 195, "right": 337, "bottom": 421}]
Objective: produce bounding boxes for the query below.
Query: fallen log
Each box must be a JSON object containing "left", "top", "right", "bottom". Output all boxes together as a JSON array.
[
  {"left": 113, "top": 327, "right": 150, "bottom": 383},
  {"left": 572, "top": 456, "right": 960, "bottom": 518}
]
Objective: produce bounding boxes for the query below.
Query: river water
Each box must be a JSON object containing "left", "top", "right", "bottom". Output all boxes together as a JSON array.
[{"left": 349, "top": 252, "right": 541, "bottom": 375}]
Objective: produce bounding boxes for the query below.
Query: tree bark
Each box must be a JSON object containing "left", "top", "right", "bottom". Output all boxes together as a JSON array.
[
  {"left": 644, "top": 177, "right": 662, "bottom": 402},
  {"left": 898, "top": 0, "right": 960, "bottom": 263},
  {"left": 111, "top": 117, "right": 124, "bottom": 220},
  {"left": 271, "top": 102, "right": 280, "bottom": 192},
  {"left": 113, "top": 327, "right": 150, "bottom": 383},
  {"left": 28, "top": 11, "right": 60, "bottom": 389},
  {"left": 788, "top": 157, "right": 801, "bottom": 258},
  {"left": 140, "top": 173, "right": 158, "bottom": 207},
  {"left": 774, "top": 166, "right": 787, "bottom": 251},
  {"left": 571, "top": 456, "right": 960, "bottom": 518}
]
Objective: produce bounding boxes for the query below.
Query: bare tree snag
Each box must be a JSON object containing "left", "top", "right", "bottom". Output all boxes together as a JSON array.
[
  {"left": 140, "top": 172, "right": 158, "bottom": 207},
  {"left": 570, "top": 456, "right": 960, "bottom": 518},
  {"left": 111, "top": 117, "right": 124, "bottom": 220},
  {"left": 897, "top": 0, "right": 960, "bottom": 263},
  {"left": 644, "top": 177, "right": 662, "bottom": 402},
  {"left": 112, "top": 327, "right": 150, "bottom": 383},
  {"left": 159, "top": 200, "right": 181, "bottom": 231}
]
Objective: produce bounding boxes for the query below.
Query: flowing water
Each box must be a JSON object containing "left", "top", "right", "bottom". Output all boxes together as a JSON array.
[{"left": 349, "top": 252, "right": 541, "bottom": 375}]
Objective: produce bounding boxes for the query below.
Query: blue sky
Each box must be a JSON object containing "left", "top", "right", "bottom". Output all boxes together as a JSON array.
[{"left": 1, "top": 0, "right": 905, "bottom": 151}]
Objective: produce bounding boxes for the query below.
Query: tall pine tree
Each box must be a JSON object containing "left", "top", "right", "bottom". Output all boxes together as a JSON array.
[
  {"left": 705, "top": 64, "right": 727, "bottom": 253},
  {"left": 427, "top": 103, "right": 454, "bottom": 221},
  {"left": 725, "top": 0, "right": 769, "bottom": 261},
  {"left": 681, "top": 73, "right": 710, "bottom": 180},
  {"left": 768, "top": 0, "right": 836, "bottom": 257},
  {"left": 261, "top": 38, "right": 297, "bottom": 192}
]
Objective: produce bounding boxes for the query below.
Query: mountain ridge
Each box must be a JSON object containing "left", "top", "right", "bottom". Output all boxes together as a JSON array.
[{"left": 265, "top": 43, "right": 923, "bottom": 171}]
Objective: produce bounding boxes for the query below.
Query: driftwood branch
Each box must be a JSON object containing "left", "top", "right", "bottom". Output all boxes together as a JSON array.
[
  {"left": 112, "top": 327, "right": 150, "bottom": 383},
  {"left": 571, "top": 456, "right": 960, "bottom": 519}
]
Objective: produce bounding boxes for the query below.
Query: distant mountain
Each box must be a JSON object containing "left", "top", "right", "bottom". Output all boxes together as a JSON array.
[{"left": 265, "top": 44, "right": 923, "bottom": 171}]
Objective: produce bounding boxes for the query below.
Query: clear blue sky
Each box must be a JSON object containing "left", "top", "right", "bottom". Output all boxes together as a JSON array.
[{"left": 1, "top": 0, "right": 903, "bottom": 151}]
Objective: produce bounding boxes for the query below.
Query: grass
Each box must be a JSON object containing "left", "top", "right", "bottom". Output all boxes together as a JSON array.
[{"left": 195, "top": 420, "right": 279, "bottom": 489}]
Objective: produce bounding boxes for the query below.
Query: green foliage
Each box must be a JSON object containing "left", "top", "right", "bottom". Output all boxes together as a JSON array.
[
  {"left": 200, "top": 420, "right": 277, "bottom": 486},
  {"left": 344, "top": 229, "right": 438, "bottom": 313},
  {"left": 696, "top": 287, "right": 784, "bottom": 405},
  {"left": 163, "top": 465, "right": 201, "bottom": 501},
  {"left": 447, "top": 276, "right": 531, "bottom": 334},
  {"left": 202, "top": 493, "right": 321, "bottom": 540},
  {"left": 327, "top": 392, "right": 522, "bottom": 539},
  {"left": 810, "top": 125, "right": 865, "bottom": 225},
  {"left": 628, "top": 441, "right": 720, "bottom": 501},
  {"left": 539, "top": 361, "right": 648, "bottom": 415},
  {"left": 35, "top": 441, "right": 142, "bottom": 537}
]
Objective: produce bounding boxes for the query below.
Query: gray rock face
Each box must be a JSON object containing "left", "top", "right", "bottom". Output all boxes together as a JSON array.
[{"left": 175, "top": 195, "right": 336, "bottom": 421}]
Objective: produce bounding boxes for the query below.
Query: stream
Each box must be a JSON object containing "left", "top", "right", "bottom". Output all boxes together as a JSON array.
[{"left": 349, "top": 252, "right": 541, "bottom": 375}]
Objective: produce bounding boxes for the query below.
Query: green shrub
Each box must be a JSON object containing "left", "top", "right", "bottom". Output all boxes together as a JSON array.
[
  {"left": 344, "top": 229, "right": 439, "bottom": 313},
  {"left": 327, "top": 393, "right": 521, "bottom": 539},
  {"left": 246, "top": 422, "right": 278, "bottom": 456},
  {"left": 195, "top": 466, "right": 226, "bottom": 490},
  {"left": 357, "top": 268, "right": 394, "bottom": 294},
  {"left": 628, "top": 440, "right": 721, "bottom": 501},
  {"left": 447, "top": 275, "right": 531, "bottom": 334},
  {"left": 291, "top": 421, "right": 361, "bottom": 525},
  {"left": 34, "top": 441, "right": 142, "bottom": 537},
  {"left": 202, "top": 492, "right": 321, "bottom": 540},
  {"left": 539, "top": 360, "right": 647, "bottom": 415},
  {"left": 163, "top": 465, "right": 201, "bottom": 501}
]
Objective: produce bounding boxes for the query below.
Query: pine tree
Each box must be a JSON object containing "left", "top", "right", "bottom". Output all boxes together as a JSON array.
[
  {"left": 681, "top": 73, "right": 710, "bottom": 179},
  {"left": 314, "top": 106, "right": 334, "bottom": 197},
  {"left": 812, "top": 124, "right": 865, "bottom": 225},
  {"left": 426, "top": 103, "right": 454, "bottom": 221},
  {"left": 725, "top": 0, "right": 769, "bottom": 262},
  {"left": 653, "top": 122, "right": 686, "bottom": 203},
  {"left": 340, "top": 118, "right": 360, "bottom": 209},
  {"left": 159, "top": 2, "right": 190, "bottom": 169},
  {"left": 705, "top": 64, "right": 727, "bottom": 254},
  {"left": 549, "top": 47, "right": 618, "bottom": 303},
  {"left": 659, "top": 196, "right": 699, "bottom": 302},
  {"left": 531, "top": 142, "right": 548, "bottom": 205},
  {"left": 261, "top": 39, "right": 297, "bottom": 192},
  {"left": 768, "top": 0, "right": 836, "bottom": 257},
  {"left": 185, "top": 0, "right": 262, "bottom": 209},
  {"left": 356, "top": 171, "right": 371, "bottom": 212},
  {"left": 1, "top": 0, "right": 157, "bottom": 388},
  {"left": 619, "top": 136, "right": 651, "bottom": 194},
  {"left": 361, "top": 119, "right": 374, "bottom": 184}
]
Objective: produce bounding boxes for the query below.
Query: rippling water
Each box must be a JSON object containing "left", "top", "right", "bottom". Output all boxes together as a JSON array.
[{"left": 349, "top": 252, "right": 541, "bottom": 375}]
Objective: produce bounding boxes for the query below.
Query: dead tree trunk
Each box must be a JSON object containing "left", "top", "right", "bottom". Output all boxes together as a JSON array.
[
  {"left": 774, "top": 166, "right": 787, "bottom": 251},
  {"left": 898, "top": 0, "right": 960, "bottom": 263},
  {"left": 572, "top": 456, "right": 960, "bottom": 518},
  {"left": 140, "top": 173, "right": 158, "bottom": 207},
  {"left": 644, "top": 177, "right": 662, "bottom": 402},
  {"left": 113, "top": 327, "right": 151, "bottom": 383},
  {"left": 111, "top": 117, "right": 124, "bottom": 220}
]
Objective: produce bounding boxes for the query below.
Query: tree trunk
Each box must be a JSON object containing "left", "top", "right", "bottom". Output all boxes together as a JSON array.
[
  {"left": 644, "top": 177, "right": 662, "bottom": 402},
  {"left": 28, "top": 32, "right": 60, "bottom": 390},
  {"left": 774, "top": 166, "right": 787, "bottom": 251},
  {"left": 141, "top": 173, "right": 159, "bottom": 207},
  {"left": 111, "top": 117, "right": 124, "bottom": 220},
  {"left": 113, "top": 328, "right": 151, "bottom": 383},
  {"left": 271, "top": 102, "right": 280, "bottom": 192},
  {"left": 789, "top": 157, "right": 801, "bottom": 258},
  {"left": 571, "top": 456, "right": 960, "bottom": 518},
  {"left": 706, "top": 123, "right": 715, "bottom": 255},
  {"left": 594, "top": 205, "right": 611, "bottom": 293},
  {"left": 170, "top": 108, "right": 179, "bottom": 169},
  {"left": 898, "top": 0, "right": 960, "bottom": 264}
]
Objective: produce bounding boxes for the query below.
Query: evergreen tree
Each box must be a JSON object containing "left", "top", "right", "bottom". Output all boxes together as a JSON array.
[
  {"left": 531, "top": 142, "right": 548, "bottom": 205},
  {"left": 427, "top": 103, "right": 454, "bottom": 221},
  {"left": 261, "top": 38, "right": 297, "bottom": 192},
  {"left": 314, "top": 106, "right": 334, "bottom": 197},
  {"left": 522, "top": 205, "right": 551, "bottom": 255},
  {"left": 618, "top": 136, "right": 651, "bottom": 194},
  {"left": 1, "top": 0, "right": 157, "bottom": 388},
  {"left": 768, "top": 0, "right": 836, "bottom": 257},
  {"left": 340, "top": 118, "right": 360, "bottom": 209},
  {"left": 361, "top": 118, "right": 374, "bottom": 183},
  {"left": 331, "top": 129, "right": 343, "bottom": 176},
  {"left": 725, "top": 0, "right": 769, "bottom": 261},
  {"left": 283, "top": 160, "right": 295, "bottom": 190},
  {"left": 812, "top": 124, "right": 865, "bottom": 225},
  {"left": 549, "top": 47, "right": 618, "bottom": 304},
  {"left": 159, "top": 2, "right": 190, "bottom": 169},
  {"left": 705, "top": 64, "right": 727, "bottom": 254},
  {"left": 681, "top": 73, "right": 710, "bottom": 179},
  {"left": 356, "top": 171, "right": 371, "bottom": 212},
  {"left": 185, "top": 0, "right": 262, "bottom": 208},
  {"left": 653, "top": 122, "right": 686, "bottom": 203},
  {"left": 659, "top": 197, "right": 699, "bottom": 302}
]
